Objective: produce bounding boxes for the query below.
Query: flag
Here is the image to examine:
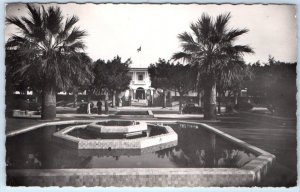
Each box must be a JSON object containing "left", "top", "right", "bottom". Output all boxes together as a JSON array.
[{"left": 137, "top": 46, "right": 141, "bottom": 52}]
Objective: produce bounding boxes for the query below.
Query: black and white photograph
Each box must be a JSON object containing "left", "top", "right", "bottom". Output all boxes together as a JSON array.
[{"left": 4, "top": 2, "right": 297, "bottom": 188}]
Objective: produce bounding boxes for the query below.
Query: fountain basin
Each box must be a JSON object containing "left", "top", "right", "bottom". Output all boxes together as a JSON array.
[
  {"left": 53, "top": 123, "right": 178, "bottom": 150},
  {"left": 6, "top": 120, "right": 275, "bottom": 187},
  {"left": 86, "top": 120, "right": 148, "bottom": 134}
]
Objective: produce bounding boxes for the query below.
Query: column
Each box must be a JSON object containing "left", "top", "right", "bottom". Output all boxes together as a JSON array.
[{"left": 133, "top": 89, "right": 136, "bottom": 100}]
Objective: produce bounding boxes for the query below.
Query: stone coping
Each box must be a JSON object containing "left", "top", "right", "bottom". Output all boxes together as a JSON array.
[
  {"left": 6, "top": 119, "right": 177, "bottom": 137},
  {"left": 86, "top": 120, "right": 148, "bottom": 133},
  {"left": 6, "top": 120, "right": 276, "bottom": 186},
  {"left": 111, "top": 110, "right": 155, "bottom": 119},
  {"left": 53, "top": 123, "right": 178, "bottom": 150},
  {"left": 8, "top": 168, "right": 255, "bottom": 187},
  {"left": 61, "top": 141, "right": 178, "bottom": 157}
]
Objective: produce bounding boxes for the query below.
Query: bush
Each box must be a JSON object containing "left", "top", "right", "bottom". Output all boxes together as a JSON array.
[
  {"left": 234, "top": 102, "right": 253, "bottom": 111},
  {"left": 182, "top": 104, "right": 203, "bottom": 114}
]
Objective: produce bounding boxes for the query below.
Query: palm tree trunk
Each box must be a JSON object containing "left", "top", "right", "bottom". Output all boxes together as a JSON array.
[
  {"left": 217, "top": 91, "right": 221, "bottom": 114},
  {"left": 179, "top": 92, "right": 183, "bottom": 114},
  {"left": 234, "top": 92, "right": 238, "bottom": 105},
  {"left": 112, "top": 90, "right": 116, "bottom": 108},
  {"left": 73, "top": 87, "right": 78, "bottom": 108},
  {"left": 163, "top": 89, "right": 166, "bottom": 108},
  {"left": 41, "top": 85, "right": 56, "bottom": 120},
  {"left": 204, "top": 81, "right": 217, "bottom": 120}
]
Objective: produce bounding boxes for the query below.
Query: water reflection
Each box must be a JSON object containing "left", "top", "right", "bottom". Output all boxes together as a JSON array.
[
  {"left": 6, "top": 123, "right": 256, "bottom": 169},
  {"left": 155, "top": 124, "right": 256, "bottom": 168}
]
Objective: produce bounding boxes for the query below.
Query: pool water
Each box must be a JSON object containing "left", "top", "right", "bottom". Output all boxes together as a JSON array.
[
  {"left": 6, "top": 123, "right": 257, "bottom": 169},
  {"left": 115, "top": 111, "right": 149, "bottom": 115}
]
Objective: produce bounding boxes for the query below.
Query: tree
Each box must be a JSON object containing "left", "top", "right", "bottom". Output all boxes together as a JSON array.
[
  {"left": 148, "top": 59, "right": 172, "bottom": 108},
  {"left": 169, "top": 63, "right": 196, "bottom": 113},
  {"left": 92, "top": 56, "right": 131, "bottom": 108},
  {"left": 92, "top": 59, "right": 107, "bottom": 96},
  {"left": 173, "top": 13, "right": 253, "bottom": 120},
  {"left": 6, "top": 4, "right": 88, "bottom": 119},
  {"left": 247, "top": 57, "right": 296, "bottom": 117},
  {"left": 216, "top": 59, "right": 253, "bottom": 113},
  {"left": 66, "top": 53, "right": 94, "bottom": 107}
]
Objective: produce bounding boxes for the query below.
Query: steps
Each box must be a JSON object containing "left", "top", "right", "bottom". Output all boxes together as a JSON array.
[{"left": 131, "top": 99, "right": 148, "bottom": 106}]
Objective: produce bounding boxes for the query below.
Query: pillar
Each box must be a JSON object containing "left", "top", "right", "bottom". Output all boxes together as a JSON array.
[{"left": 133, "top": 89, "right": 136, "bottom": 100}]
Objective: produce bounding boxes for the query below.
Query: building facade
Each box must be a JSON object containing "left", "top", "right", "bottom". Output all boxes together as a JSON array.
[{"left": 124, "top": 68, "right": 154, "bottom": 101}]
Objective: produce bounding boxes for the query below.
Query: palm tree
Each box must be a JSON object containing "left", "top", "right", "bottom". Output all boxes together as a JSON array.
[
  {"left": 6, "top": 4, "right": 87, "bottom": 119},
  {"left": 173, "top": 13, "right": 253, "bottom": 120}
]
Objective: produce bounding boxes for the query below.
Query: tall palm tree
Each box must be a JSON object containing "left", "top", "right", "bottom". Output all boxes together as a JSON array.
[
  {"left": 6, "top": 4, "right": 87, "bottom": 119},
  {"left": 173, "top": 13, "right": 253, "bottom": 120}
]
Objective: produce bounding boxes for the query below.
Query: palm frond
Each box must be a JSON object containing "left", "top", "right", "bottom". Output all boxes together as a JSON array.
[
  {"left": 198, "top": 13, "right": 213, "bottom": 39},
  {"left": 232, "top": 45, "right": 254, "bottom": 54},
  {"left": 172, "top": 52, "right": 192, "bottom": 61},
  {"left": 26, "top": 4, "right": 42, "bottom": 27},
  {"left": 64, "top": 15, "right": 79, "bottom": 33},
  {"left": 215, "top": 13, "right": 231, "bottom": 34},
  {"left": 65, "top": 27, "right": 86, "bottom": 44},
  {"left": 45, "top": 6, "right": 63, "bottom": 34},
  {"left": 6, "top": 17, "right": 30, "bottom": 35},
  {"left": 190, "top": 22, "right": 200, "bottom": 42},
  {"left": 225, "top": 28, "right": 249, "bottom": 42}
]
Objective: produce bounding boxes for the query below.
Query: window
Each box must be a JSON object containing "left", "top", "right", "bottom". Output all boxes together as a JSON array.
[{"left": 138, "top": 74, "right": 143, "bottom": 81}]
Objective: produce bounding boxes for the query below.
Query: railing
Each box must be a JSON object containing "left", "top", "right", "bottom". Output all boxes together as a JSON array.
[{"left": 131, "top": 80, "right": 146, "bottom": 85}]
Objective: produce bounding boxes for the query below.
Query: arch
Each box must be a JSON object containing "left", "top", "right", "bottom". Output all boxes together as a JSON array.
[{"left": 136, "top": 87, "right": 145, "bottom": 100}]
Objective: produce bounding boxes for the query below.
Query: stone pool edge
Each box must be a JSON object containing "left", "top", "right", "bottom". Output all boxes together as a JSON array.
[
  {"left": 52, "top": 123, "right": 178, "bottom": 150},
  {"left": 6, "top": 120, "right": 275, "bottom": 187}
]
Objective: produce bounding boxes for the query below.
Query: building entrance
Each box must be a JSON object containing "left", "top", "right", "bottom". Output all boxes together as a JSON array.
[{"left": 135, "top": 87, "right": 145, "bottom": 100}]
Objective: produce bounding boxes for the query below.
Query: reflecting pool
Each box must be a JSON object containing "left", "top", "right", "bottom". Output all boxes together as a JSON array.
[{"left": 6, "top": 123, "right": 257, "bottom": 169}]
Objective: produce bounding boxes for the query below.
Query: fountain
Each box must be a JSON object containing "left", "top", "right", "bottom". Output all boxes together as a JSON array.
[{"left": 52, "top": 120, "right": 178, "bottom": 150}]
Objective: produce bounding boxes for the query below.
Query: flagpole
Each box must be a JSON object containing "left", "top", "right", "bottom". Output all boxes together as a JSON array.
[
  {"left": 139, "top": 50, "right": 141, "bottom": 68},
  {"left": 137, "top": 46, "right": 142, "bottom": 68}
]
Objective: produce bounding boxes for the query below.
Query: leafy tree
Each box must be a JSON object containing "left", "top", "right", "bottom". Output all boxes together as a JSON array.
[
  {"left": 148, "top": 59, "right": 196, "bottom": 111},
  {"left": 169, "top": 63, "right": 197, "bottom": 113},
  {"left": 216, "top": 59, "right": 253, "bottom": 113},
  {"left": 247, "top": 57, "right": 296, "bottom": 117},
  {"left": 92, "top": 59, "right": 107, "bottom": 96},
  {"left": 6, "top": 4, "right": 88, "bottom": 119},
  {"left": 246, "top": 61, "right": 272, "bottom": 104},
  {"left": 268, "top": 61, "right": 296, "bottom": 117},
  {"left": 93, "top": 56, "right": 131, "bottom": 107},
  {"left": 148, "top": 59, "right": 172, "bottom": 108},
  {"left": 173, "top": 13, "right": 253, "bottom": 119}
]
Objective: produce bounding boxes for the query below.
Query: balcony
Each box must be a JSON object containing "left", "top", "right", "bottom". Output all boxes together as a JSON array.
[{"left": 131, "top": 80, "right": 145, "bottom": 85}]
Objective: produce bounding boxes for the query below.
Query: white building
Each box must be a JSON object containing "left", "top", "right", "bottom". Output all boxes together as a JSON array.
[{"left": 124, "top": 68, "right": 154, "bottom": 101}]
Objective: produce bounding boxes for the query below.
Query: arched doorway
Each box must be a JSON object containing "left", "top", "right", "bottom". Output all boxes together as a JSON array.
[{"left": 136, "top": 87, "right": 145, "bottom": 100}]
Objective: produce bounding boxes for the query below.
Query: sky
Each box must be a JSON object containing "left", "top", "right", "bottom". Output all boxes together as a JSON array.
[{"left": 5, "top": 3, "right": 297, "bottom": 68}]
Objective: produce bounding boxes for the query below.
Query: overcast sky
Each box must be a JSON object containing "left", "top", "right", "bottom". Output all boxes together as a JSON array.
[{"left": 5, "top": 3, "right": 297, "bottom": 67}]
